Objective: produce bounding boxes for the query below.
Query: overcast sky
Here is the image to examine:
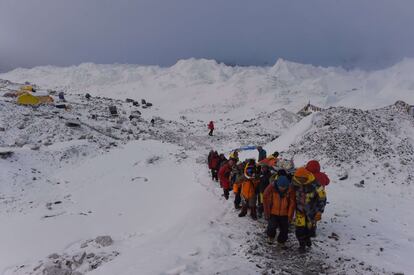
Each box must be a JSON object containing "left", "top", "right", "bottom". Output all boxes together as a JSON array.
[{"left": 1, "top": 0, "right": 414, "bottom": 72}]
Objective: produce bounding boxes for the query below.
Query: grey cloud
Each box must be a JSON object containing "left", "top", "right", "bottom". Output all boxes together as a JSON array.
[{"left": 1, "top": 0, "right": 414, "bottom": 72}]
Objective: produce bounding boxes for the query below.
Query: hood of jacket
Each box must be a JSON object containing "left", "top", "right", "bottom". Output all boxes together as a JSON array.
[
  {"left": 306, "top": 160, "right": 320, "bottom": 174},
  {"left": 293, "top": 167, "right": 315, "bottom": 186}
]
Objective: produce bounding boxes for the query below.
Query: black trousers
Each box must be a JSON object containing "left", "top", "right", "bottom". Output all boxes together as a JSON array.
[
  {"left": 208, "top": 129, "right": 214, "bottom": 136},
  {"left": 223, "top": 188, "right": 230, "bottom": 200},
  {"left": 211, "top": 169, "right": 218, "bottom": 181},
  {"left": 295, "top": 226, "right": 313, "bottom": 247},
  {"left": 257, "top": 193, "right": 264, "bottom": 217},
  {"left": 267, "top": 215, "right": 289, "bottom": 243},
  {"left": 234, "top": 189, "right": 241, "bottom": 207}
]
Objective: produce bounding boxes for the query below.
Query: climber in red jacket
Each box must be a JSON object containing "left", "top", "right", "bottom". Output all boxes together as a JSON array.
[{"left": 208, "top": 121, "right": 214, "bottom": 136}]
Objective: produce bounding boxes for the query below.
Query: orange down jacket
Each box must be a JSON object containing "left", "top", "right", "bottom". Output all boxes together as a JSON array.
[
  {"left": 259, "top": 156, "right": 278, "bottom": 167},
  {"left": 263, "top": 184, "right": 295, "bottom": 220},
  {"left": 240, "top": 178, "right": 260, "bottom": 200}
]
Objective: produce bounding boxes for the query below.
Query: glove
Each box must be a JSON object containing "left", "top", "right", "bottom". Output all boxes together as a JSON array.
[{"left": 315, "top": 212, "right": 322, "bottom": 221}]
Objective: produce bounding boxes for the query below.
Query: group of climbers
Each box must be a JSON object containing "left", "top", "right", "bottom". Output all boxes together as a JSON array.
[{"left": 207, "top": 146, "right": 329, "bottom": 253}]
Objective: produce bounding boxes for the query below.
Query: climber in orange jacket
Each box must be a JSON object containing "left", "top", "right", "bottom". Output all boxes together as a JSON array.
[
  {"left": 238, "top": 160, "right": 260, "bottom": 220},
  {"left": 263, "top": 173, "right": 295, "bottom": 246}
]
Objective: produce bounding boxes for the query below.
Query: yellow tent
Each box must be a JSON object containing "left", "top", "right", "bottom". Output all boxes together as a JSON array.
[
  {"left": 4, "top": 90, "right": 28, "bottom": 97},
  {"left": 17, "top": 93, "right": 40, "bottom": 105},
  {"left": 20, "top": 85, "right": 34, "bottom": 92},
  {"left": 37, "top": 95, "right": 54, "bottom": 104}
]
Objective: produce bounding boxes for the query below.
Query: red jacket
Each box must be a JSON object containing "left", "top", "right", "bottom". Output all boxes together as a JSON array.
[
  {"left": 208, "top": 121, "right": 214, "bottom": 130},
  {"left": 306, "top": 160, "right": 330, "bottom": 187},
  {"left": 209, "top": 154, "right": 219, "bottom": 170},
  {"left": 208, "top": 151, "right": 213, "bottom": 169},
  {"left": 218, "top": 162, "right": 232, "bottom": 189}
]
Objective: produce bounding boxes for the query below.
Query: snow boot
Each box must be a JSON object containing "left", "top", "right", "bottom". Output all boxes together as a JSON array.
[
  {"left": 223, "top": 189, "right": 230, "bottom": 200},
  {"left": 257, "top": 204, "right": 263, "bottom": 219},
  {"left": 277, "top": 242, "right": 288, "bottom": 250},
  {"left": 306, "top": 238, "right": 312, "bottom": 247},
  {"left": 250, "top": 206, "right": 257, "bottom": 220},
  {"left": 298, "top": 244, "right": 307, "bottom": 254},
  {"left": 238, "top": 205, "right": 248, "bottom": 217},
  {"left": 234, "top": 193, "right": 241, "bottom": 209},
  {"left": 267, "top": 237, "right": 275, "bottom": 245},
  {"left": 310, "top": 226, "right": 317, "bottom": 238}
]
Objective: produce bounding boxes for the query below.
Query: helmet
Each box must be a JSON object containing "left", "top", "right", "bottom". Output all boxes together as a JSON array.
[{"left": 244, "top": 164, "right": 256, "bottom": 179}]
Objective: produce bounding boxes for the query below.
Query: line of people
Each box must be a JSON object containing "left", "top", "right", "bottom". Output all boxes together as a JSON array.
[{"left": 207, "top": 148, "right": 330, "bottom": 253}]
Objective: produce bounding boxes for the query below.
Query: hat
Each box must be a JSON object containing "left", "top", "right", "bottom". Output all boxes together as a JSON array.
[
  {"left": 293, "top": 167, "right": 314, "bottom": 185},
  {"left": 276, "top": 176, "right": 290, "bottom": 188},
  {"left": 244, "top": 164, "right": 256, "bottom": 178},
  {"left": 294, "top": 167, "right": 311, "bottom": 178}
]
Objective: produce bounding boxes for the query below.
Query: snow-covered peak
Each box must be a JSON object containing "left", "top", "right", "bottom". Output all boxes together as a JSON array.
[
  {"left": 1, "top": 58, "right": 413, "bottom": 120},
  {"left": 168, "top": 58, "right": 233, "bottom": 85}
]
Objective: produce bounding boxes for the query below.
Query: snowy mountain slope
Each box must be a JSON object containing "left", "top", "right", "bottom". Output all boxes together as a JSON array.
[
  {"left": 0, "top": 80, "right": 304, "bottom": 274},
  {"left": 275, "top": 103, "right": 414, "bottom": 183},
  {"left": 1, "top": 58, "right": 414, "bottom": 274},
  {"left": 1, "top": 58, "right": 413, "bottom": 120}
]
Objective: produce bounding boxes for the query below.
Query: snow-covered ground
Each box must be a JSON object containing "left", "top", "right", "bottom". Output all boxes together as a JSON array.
[{"left": 0, "top": 59, "right": 413, "bottom": 274}]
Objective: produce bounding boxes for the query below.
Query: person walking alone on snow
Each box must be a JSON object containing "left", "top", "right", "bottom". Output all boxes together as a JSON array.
[{"left": 208, "top": 121, "right": 214, "bottom": 136}]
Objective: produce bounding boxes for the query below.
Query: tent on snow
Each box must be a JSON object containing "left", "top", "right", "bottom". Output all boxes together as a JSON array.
[
  {"left": 20, "top": 85, "right": 34, "bottom": 92},
  {"left": 4, "top": 90, "right": 29, "bottom": 97},
  {"left": 17, "top": 93, "right": 54, "bottom": 105},
  {"left": 5, "top": 86, "right": 36, "bottom": 98},
  {"left": 37, "top": 95, "right": 54, "bottom": 104},
  {"left": 17, "top": 93, "right": 40, "bottom": 105}
]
